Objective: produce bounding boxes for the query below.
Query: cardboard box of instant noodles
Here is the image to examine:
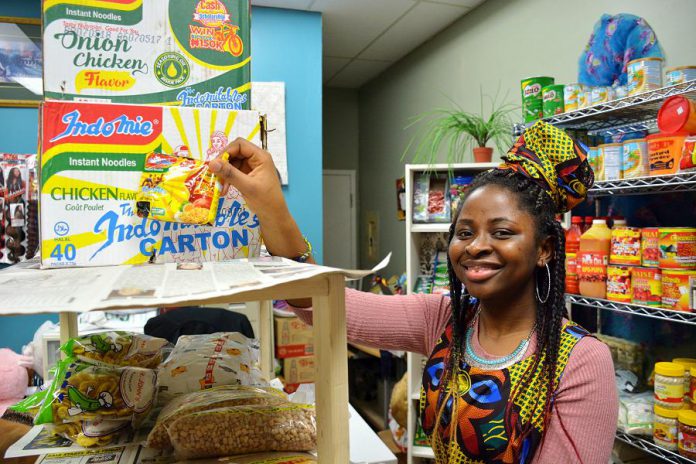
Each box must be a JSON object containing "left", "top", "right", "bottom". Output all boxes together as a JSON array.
[{"left": 39, "top": 99, "right": 262, "bottom": 268}]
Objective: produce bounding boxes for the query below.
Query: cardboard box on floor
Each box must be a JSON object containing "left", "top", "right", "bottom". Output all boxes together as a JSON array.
[
  {"left": 42, "top": 0, "right": 250, "bottom": 108},
  {"left": 39, "top": 100, "right": 262, "bottom": 268},
  {"left": 274, "top": 316, "right": 314, "bottom": 358}
]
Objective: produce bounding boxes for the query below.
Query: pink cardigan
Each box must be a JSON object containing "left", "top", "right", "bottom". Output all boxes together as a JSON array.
[{"left": 293, "top": 288, "right": 618, "bottom": 464}]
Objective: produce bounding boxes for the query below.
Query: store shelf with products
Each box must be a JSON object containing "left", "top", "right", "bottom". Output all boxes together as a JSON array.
[
  {"left": 404, "top": 162, "right": 496, "bottom": 463},
  {"left": 590, "top": 171, "right": 696, "bottom": 196},
  {"left": 514, "top": 80, "right": 696, "bottom": 136},
  {"left": 566, "top": 294, "right": 696, "bottom": 326},
  {"left": 616, "top": 431, "right": 696, "bottom": 464}
]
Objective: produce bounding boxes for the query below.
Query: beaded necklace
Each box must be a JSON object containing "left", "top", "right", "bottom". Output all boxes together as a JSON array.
[{"left": 463, "top": 306, "right": 536, "bottom": 370}]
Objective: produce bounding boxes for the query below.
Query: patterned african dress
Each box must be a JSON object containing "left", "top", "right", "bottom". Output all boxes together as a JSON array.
[{"left": 419, "top": 320, "right": 590, "bottom": 464}]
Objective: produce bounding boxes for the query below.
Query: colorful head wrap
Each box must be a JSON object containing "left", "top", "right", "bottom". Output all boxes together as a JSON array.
[{"left": 499, "top": 121, "right": 594, "bottom": 213}]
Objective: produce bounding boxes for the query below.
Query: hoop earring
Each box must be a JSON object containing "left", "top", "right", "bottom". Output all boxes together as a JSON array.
[{"left": 536, "top": 263, "right": 551, "bottom": 304}]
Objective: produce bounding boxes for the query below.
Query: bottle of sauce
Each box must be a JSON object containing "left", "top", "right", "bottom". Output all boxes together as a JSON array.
[
  {"left": 583, "top": 216, "right": 594, "bottom": 233},
  {"left": 578, "top": 218, "right": 612, "bottom": 298},
  {"left": 566, "top": 216, "right": 583, "bottom": 254}
]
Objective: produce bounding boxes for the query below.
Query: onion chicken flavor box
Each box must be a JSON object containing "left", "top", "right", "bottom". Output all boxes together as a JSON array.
[
  {"left": 39, "top": 100, "right": 262, "bottom": 268},
  {"left": 42, "top": 0, "right": 250, "bottom": 108}
]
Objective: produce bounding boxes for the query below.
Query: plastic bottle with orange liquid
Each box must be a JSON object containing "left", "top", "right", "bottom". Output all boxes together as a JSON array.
[{"left": 578, "top": 218, "right": 612, "bottom": 298}]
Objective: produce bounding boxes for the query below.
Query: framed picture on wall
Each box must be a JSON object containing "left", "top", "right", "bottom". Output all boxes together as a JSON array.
[{"left": 0, "top": 16, "right": 42, "bottom": 107}]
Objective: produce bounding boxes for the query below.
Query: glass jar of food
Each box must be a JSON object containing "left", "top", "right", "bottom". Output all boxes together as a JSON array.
[
  {"left": 655, "top": 362, "right": 686, "bottom": 409},
  {"left": 678, "top": 409, "right": 696, "bottom": 458},
  {"left": 655, "top": 405, "right": 679, "bottom": 450},
  {"left": 673, "top": 358, "right": 696, "bottom": 405}
]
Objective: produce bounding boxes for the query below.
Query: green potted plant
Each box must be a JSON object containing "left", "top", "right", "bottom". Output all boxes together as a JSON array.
[{"left": 403, "top": 93, "right": 515, "bottom": 164}]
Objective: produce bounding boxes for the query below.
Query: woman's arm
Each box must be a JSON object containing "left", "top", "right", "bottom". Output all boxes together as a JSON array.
[
  {"left": 533, "top": 337, "right": 618, "bottom": 464},
  {"left": 291, "top": 288, "right": 451, "bottom": 355}
]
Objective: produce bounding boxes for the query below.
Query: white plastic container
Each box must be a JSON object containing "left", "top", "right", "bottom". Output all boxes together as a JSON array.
[{"left": 622, "top": 139, "right": 649, "bottom": 179}]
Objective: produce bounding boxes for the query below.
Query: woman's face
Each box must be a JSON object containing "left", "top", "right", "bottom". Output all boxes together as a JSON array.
[
  {"left": 448, "top": 184, "right": 551, "bottom": 303},
  {"left": 211, "top": 136, "right": 226, "bottom": 151}
]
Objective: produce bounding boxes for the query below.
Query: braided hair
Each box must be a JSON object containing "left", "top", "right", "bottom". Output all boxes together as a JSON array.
[{"left": 438, "top": 168, "right": 575, "bottom": 461}]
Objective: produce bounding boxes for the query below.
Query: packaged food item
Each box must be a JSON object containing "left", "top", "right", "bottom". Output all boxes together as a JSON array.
[
  {"left": 587, "top": 147, "right": 602, "bottom": 181},
  {"left": 412, "top": 172, "right": 430, "bottom": 223},
  {"left": 39, "top": 100, "right": 262, "bottom": 268},
  {"left": 578, "top": 219, "right": 611, "bottom": 298},
  {"left": 666, "top": 66, "right": 696, "bottom": 86},
  {"left": 679, "top": 409, "right": 696, "bottom": 458},
  {"left": 590, "top": 86, "right": 616, "bottom": 105},
  {"left": 610, "top": 227, "right": 641, "bottom": 265},
  {"left": 565, "top": 253, "right": 579, "bottom": 294},
  {"left": 582, "top": 216, "right": 594, "bottom": 234},
  {"left": 690, "top": 366, "right": 696, "bottom": 408},
  {"left": 3, "top": 389, "right": 48, "bottom": 424},
  {"left": 614, "top": 85, "right": 629, "bottom": 99},
  {"left": 607, "top": 266, "right": 632, "bottom": 303},
  {"left": 647, "top": 133, "right": 687, "bottom": 175},
  {"left": 563, "top": 84, "right": 583, "bottom": 112},
  {"left": 427, "top": 177, "right": 450, "bottom": 223},
  {"left": 60, "top": 332, "right": 170, "bottom": 368},
  {"left": 283, "top": 356, "right": 315, "bottom": 385},
  {"left": 682, "top": 137, "right": 696, "bottom": 172},
  {"left": 53, "top": 418, "right": 131, "bottom": 447},
  {"left": 659, "top": 228, "right": 696, "bottom": 269},
  {"left": 618, "top": 392, "right": 652, "bottom": 435},
  {"left": 449, "top": 176, "right": 473, "bottom": 218},
  {"left": 627, "top": 57, "right": 663, "bottom": 96},
  {"left": 658, "top": 96, "right": 696, "bottom": 135},
  {"left": 642, "top": 228, "right": 660, "bottom": 267},
  {"left": 135, "top": 152, "right": 223, "bottom": 225},
  {"left": 631, "top": 267, "right": 662, "bottom": 306},
  {"left": 654, "top": 405, "right": 679, "bottom": 450},
  {"left": 596, "top": 334, "right": 644, "bottom": 378},
  {"left": 622, "top": 139, "right": 649, "bottom": 179},
  {"left": 521, "top": 77, "right": 554, "bottom": 122},
  {"left": 578, "top": 86, "right": 590, "bottom": 109},
  {"left": 157, "top": 332, "right": 266, "bottom": 405},
  {"left": 147, "top": 385, "right": 287, "bottom": 450},
  {"left": 672, "top": 359, "right": 696, "bottom": 404},
  {"left": 167, "top": 403, "right": 317, "bottom": 459},
  {"left": 274, "top": 317, "right": 313, "bottom": 359},
  {"left": 662, "top": 270, "right": 696, "bottom": 311},
  {"left": 566, "top": 216, "right": 583, "bottom": 254},
  {"left": 594, "top": 146, "right": 606, "bottom": 181},
  {"left": 600, "top": 143, "right": 622, "bottom": 180},
  {"left": 202, "top": 453, "right": 317, "bottom": 464},
  {"left": 542, "top": 84, "right": 564, "bottom": 117},
  {"left": 692, "top": 276, "right": 696, "bottom": 311},
  {"left": 35, "top": 357, "right": 157, "bottom": 425},
  {"left": 654, "top": 362, "right": 685, "bottom": 409},
  {"left": 42, "top": 0, "right": 251, "bottom": 108}
]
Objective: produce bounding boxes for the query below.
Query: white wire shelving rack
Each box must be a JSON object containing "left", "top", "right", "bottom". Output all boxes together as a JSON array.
[
  {"left": 513, "top": 80, "right": 696, "bottom": 137},
  {"left": 616, "top": 431, "right": 696, "bottom": 464}
]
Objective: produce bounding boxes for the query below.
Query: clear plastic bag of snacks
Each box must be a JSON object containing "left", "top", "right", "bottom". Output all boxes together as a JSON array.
[
  {"left": 35, "top": 357, "right": 157, "bottom": 425},
  {"left": 53, "top": 418, "right": 131, "bottom": 447},
  {"left": 147, "top": 385, "right": 287, "bottom": 449},
  {"left": 167, "top": 403, "right": 317, "bottom": 459},
  {"left": 157, "top": 332, "right": 267, "bottom": 405},
  {"left": 60, "top": 331, "right": 170, "bottom": 368},
  {"left": 135, "top": 152, "right": 225, "bottom": 225}
]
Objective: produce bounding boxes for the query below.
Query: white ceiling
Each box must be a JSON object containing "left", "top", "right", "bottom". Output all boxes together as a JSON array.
[{"left": 251, "top": 0, "right": 485, "bottom": 88}]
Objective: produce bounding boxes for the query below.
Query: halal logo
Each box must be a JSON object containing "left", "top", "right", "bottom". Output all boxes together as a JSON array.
[{"left": 154, "top": 52, "right": 190, "bottom": 87}]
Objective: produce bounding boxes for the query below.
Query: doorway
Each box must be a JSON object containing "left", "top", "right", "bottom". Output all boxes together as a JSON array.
[{"left": 322, "top": 170, "right": 357, "bottom": 281}]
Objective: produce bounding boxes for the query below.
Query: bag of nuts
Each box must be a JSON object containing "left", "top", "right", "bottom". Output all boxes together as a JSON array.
[
  {"left": 167, "top": 403, "right": 317, "bottom": 459},
  {"left": 61, "top": 331, "right": 171, "bottom": 368},
  {"left": 147, "top": 385, "right": 288, "bottom": 449},
  {"left": 202, "top": 452, "right": 317, "bottom": 463}
]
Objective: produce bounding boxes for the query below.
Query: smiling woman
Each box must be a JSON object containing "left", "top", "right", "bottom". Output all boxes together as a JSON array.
[{"left": 209, "top": 123, "right": 617, "bottom": 464}]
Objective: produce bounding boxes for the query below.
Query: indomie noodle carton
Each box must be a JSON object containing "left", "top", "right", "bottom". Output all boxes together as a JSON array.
[
  {"left": 39, "top": 100, "right": 262, "bottom": 268},
  {"left": 42, "top": 0, "right": 250, "bottom": 108}
]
